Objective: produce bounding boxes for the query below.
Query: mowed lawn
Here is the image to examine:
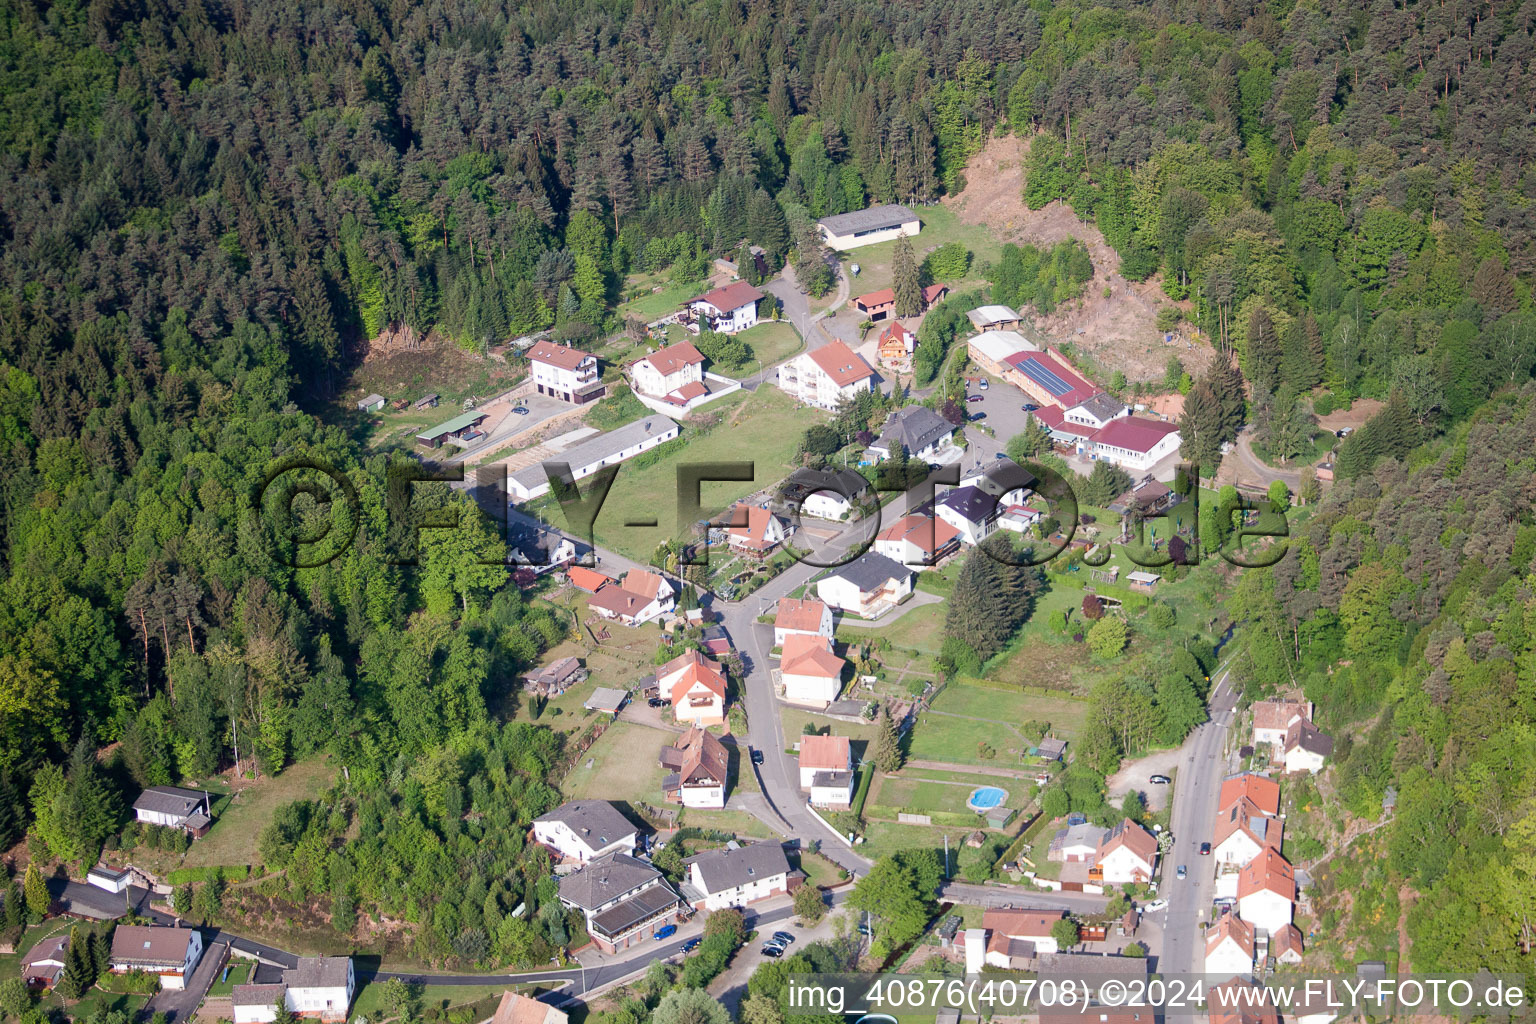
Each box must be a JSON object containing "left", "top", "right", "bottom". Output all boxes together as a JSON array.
[
  {"left": 548, "top": 386, "right": 825, "bottom": 562},
  {"left": 830, "top": 205, "right": 1003, "bottom": 299},
  {"left": 734, "top": 320, "right": 803, "bottom": 370},
  {"left": 838, "top": 601, "right": 946, "bottom": 676},
  {"left": 562, "top": 721, "right": 675, "bottom": 805},
  {"left": 618, "top": 272, "right": 706, "bottom": 323},
  {"left": 905, "top": 682, "right": 1089, "bottom": 766},
  {"left": 183, "top": 755, "right": 335, "bottom": 869}
]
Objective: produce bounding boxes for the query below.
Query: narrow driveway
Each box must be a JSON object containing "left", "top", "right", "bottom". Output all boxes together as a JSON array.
[
  {"left": 145, "top": 939, "right": 228, "bottom": 1023},
  {"left": 1157, "top": 667, "right": 1238, "bottom": 974}
]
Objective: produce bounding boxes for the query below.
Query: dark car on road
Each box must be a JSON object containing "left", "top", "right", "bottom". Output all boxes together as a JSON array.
[
  {"left": 772, "top": 931, "right": 797, "bottom": 946},
  {"left": 1022, "top": 403, "right": 1039, "bottom": 411},
  {"left": 681, "top": 937, "right": 701, "bottom": 952},
  {"left": 750, "top": 748, "right": 764, "bottom": 765},
  {"left": 1200, "top": 842, "right": 1212, "bottom": 855},
  {"left": 970, "top": 411, "right": 986, "bottom": 421},
  {"left": 761, "top": 943, "right": 785, "bottom": 957},
  {"left": 966, "top": 394, "right": 985, "bottom": 403}
]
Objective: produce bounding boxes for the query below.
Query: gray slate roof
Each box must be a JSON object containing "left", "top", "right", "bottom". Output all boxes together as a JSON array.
[
  {"left": 558, "top": 852, "right": 663, "bottom": 910},
  {"left": 1071, "top": 392, "right": 1128, "bottom": 421},
  {"left": 534, "top": 800, "right": 637, "bottom": 849},
  {"left": 876, "top": 405, "right": 953, "bottom": 454},
  {"left": 817, "top": 204, "right": 917, "bottom": 236},
  {"left": 685, "top": 841, "right": 790, "bottom": 894},
  {"left": 284, "top": 956, "right": 351, "bottom": 989},
  {"left": 940, "top": 484, "right": 999, "bottom": 523},
  {"left": 132, "top": 786, "right": 207, "bottom": 818},
  {"left": 824, "top": 551, "right": 910, "bottom": 591}
]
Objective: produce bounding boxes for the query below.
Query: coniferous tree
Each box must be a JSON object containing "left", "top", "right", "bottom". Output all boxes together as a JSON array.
[
  {"left": 1245, "top": 306, "right": 1281, "bottom": 397},
  {"left": 872, "top": 706, "right": 903, "bottom": 772},
  {"left": 57, "top": 927, "right": 91, "bottom": 999},
  {"left": 23, "top": 863, "right": 48, "bottom": 923},
  {"left": 893, "top": 233, "right": 922, "bottom": 317}
]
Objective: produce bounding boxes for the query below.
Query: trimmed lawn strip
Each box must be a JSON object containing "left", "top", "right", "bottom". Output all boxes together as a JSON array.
[
  {"left": 561, "top": 721, "right": 676, "bottom": 804},
  {"left": 183, "top": 755, "right": 336, "bottom": 870}
]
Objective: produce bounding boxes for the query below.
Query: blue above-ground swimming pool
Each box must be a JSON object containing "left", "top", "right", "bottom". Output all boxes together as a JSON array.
[{"left": 967, "top": 785, "right": 1007, "bottom": 812}]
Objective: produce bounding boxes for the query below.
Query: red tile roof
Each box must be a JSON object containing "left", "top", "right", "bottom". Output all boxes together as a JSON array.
[
  {"left": 775, "top": 597, "right": 828, "bottom": 634},
  {"left": 876, "top": 513, "right": 960, "bottom": 556},
  {"left": 922, "top": 282, "right": 949, "bottom": 304},
  {"left": 806, "top": 341, "right": 876, "bottom": 387},
  {"left": 1097, "top": 818, "right": 1158, "bottom": 865},
  {"left": 671, "top": 661, "right": 726, "bottom": 705},
  {"left": 528, "top": 341, "right": 594, "bottom": 371},
  {"left": 1237, "top": 847, "right": 1296, "bottom": 901},
  {"left": 780, "top": 633, "right": 845, "bottom": 679},
  {"left": 728, "top": 504, "right": 782, "bottom": 549},
  {"left": 981, "top": 908, "right": 1063, "bottom": 937},
  {"left": 798, "top": 734, "right": 851, "bottom": 772},
  {"left": 588, "top": 586, "right": 650, "bottom": 619},
  {"left": 568, "top": 566, "right": 615, "bottom": 592},
  {"left": 663, "top": 380, "right": 709, "bottom": 405},
  {"left": 854, "top": 288, "right": 896, "bottom": 309},
  {"left": 1205, "top": 913, "right": 1255, "bottom": 959},
  {"left": 623, "top": 570, "right": 670, "bottom": 601},
  {"left": 694, "top": 281, "right": 765, "bottom": 313},
  {"left": 638, "top": 340, "right": 706, "bottom": 375},
  {"left": 1207, "top": 981, "right": 1280, "bottom": 1024},
  {"left": 1218, "top": 773, "right": 1281, "bottom": 816},
  {"left": 1090, "top": 416, "right": 1180, "bottom": 455},
  {"left": 879, "top": 320, "right": 915, "bottom": 352}
]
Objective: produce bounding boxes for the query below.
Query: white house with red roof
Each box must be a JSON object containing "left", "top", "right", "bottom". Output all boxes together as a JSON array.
[
  {"left": 1215, "top": 773, "right": 1283, "bottom": 867},
  {"left": 727, "top": 504, "right": 789, "bottom": 558},
  {"left": 1205, "top": 913, "right": 1257, "bottom": 980},
  {"left": 979, "top": 909, "right": 1066, "bottom": 967},
  {"left": 686, "top": 281, "right": 764, "bottom": 334},
  {"left": 774, "top": 597, "right": 833, "bottom": 646},
  {"left": 778, "top": 633, "right": 846, "bottom": 707},
  {"left": 1251, "top": 699, "right": 1313, "bottom": 748},
  {"left": 874, "top": 513, "right": 962, "bottom": 569},
  {"left": 527, "top": 341, "right": 605, "bottom": 405},
  {"left": 1089, "top": 417, "right": 1182, "bottom": 472},
  {"left": 632, "top": 340, "right": 707, "bottom": 399},
  {"left": 1236, "top": 848, "right": 1296, "bottom": 935},
  {"left": 797, "top": 733, "right": 854, "bottom": 805},
  {"left": 1093, "top": 818, "right": 1158, "bottom": 884},
  {"left": 656, "top": 650, "right": 728, "bottom": 726},
  {"left": 585, "top": 569, "right": 675, "bottom": 627},
  {"left": 778, "top": 341, "right": 876, "bottom": 410}
]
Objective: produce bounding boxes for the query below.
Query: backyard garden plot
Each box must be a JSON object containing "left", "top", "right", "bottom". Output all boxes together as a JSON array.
[
  {"left": 905, "top": 681, "right": 1089, "bottom": 766},
  {"left": 561, "top": 721, "right": 675, "bottom": 804},
  {"left": 866, "top": 774, "right": 1020, "bottom": 816}
]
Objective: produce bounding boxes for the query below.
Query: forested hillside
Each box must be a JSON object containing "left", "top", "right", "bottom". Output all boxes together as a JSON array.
[{"left": 1, "top": 0, "right": 1535, "bottom": 975}]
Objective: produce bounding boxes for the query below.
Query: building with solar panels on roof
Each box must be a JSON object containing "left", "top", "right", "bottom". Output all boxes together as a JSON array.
[{"left": 1004, "top": 351, "right": 1100, "bottom": 409}]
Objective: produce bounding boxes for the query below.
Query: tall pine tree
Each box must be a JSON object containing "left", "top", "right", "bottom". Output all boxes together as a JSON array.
[
  {"left": 872, "top": 706, "right": 903, "bottom": 772},
  {"left": 892, "top": 233, "right": 922, "bottom": 317}
]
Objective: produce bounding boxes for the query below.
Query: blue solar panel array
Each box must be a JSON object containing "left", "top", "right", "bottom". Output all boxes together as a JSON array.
[{"left": 1016, "top": 357, "right": 1073, "bottom": 396}]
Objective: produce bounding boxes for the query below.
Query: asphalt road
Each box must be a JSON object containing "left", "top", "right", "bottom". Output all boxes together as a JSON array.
[{"left": 1157, "top": 666, "right": 1239, "bottom": 974}]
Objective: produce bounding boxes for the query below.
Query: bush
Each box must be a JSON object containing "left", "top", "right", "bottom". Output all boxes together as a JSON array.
[
  {"left": 1312, "top": 393, "right": 1336, "bottom": 416},
  {"left": 1146, "top": 603, "right": 1176, "bottom": 629}
]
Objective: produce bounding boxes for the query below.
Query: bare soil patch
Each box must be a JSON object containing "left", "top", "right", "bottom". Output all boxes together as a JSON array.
[
  {"left": 1316, "top": 398, "right": 1383, "bottom": 431},
  {"left": 945, "top": 135, "right": 1216, "bottom": 383},
  {"left": 350, "top": 325, "right": 522, "bottom": 407}
]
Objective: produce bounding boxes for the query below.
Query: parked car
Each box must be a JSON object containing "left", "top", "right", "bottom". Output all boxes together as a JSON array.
[
  {"left": 978, "top": 378, "right": 989, "bottom": 390},
  {"left": 512, "top": 406, "right": 530, "bottom": 415},
  {"left": 1149, "top": 774, "right": 1171, "bottom": 784},
  {"left": 761, "top": 943, "right": 785, "bottom": 958},
  {"left": 648, "top": 696, "right": 667, "bottom": 708},
  {"left": 1336, "top": 427, "right": 1355, "bottom": 438},
  {"left": 1142, "top": 899, "right": 1169, "bottom": 913},
  {"left": 1022, "top": 403, "right": 1039, "bottom": 411},
  {"left": 966, "top": 394, "right": 985, "bottom": 403},
  {"left": 1176, "top": 864, "right": 1187, "bottom": 879},
  {"left": 750, "top": 748, "right": 764, "bottom": 765},
  {"left": 772, "top": 931, "right": 797, "bottom": 946},
  {"left": 681, "top": 937, "right": 701, "bottom": 952},
  {"left": 1199, "top": 842, "right": 1212, "bottom": 855},
  {"left": 970, "top": 412, "right": 986, "bottom": 421},
  {"left": 655, "top": 924, "right": 678, "bottom": 940}
]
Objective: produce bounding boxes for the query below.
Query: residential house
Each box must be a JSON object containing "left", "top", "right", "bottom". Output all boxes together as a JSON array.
[
  {"left": 491, "top": 992, "right": 568, "bottom": 1024},
  {"left": 778, "top": 341, "right": 876, "bottom": 410},
  {"left": 815, "top": 551, "right": 913, "bottom": 618},
  {"left": 774, "top": 597, "right": 834, "bottom": 646},
  {"left": 798, "top": 733, "right": 854, "bottom": 806},
  {"left": 802, "top": 489, "right": 852, "bottom": 520},
  {"left": 779, "top": 633, "right": 846, "bottom": 707},
  {"left": 587, "top": 585, "right": 662, "bottom": 627},
  {"left": 727, "top": 504, "right": 790, "bottom": 558},
  {"left": 980, "top": 908, "right": 1065, "bottom": 968},
  {"left": 1030, "top": 406, "right": 1099, "bottom": 454},
  {"left": 557, "top": 853, "right": 682, "bottom": 953},
  {"left": 866, "top": 405, "right": 956, "bottom": 464},
  {"left": 522, "top": 656, "right": 587, "bottom": 698},
  {"left": 966, "top": 306, "right": 1022, "bottom": 333},
  {"left": 234, "top": 958, "right": 356, "bottom": 1024},
  {"left": 1272, "top": 923, "right": 1305, "bottom": 964},
  {"left": 1093, "top": 818, "right": 1157, "bottom": 884},
  {"left": 623, "top": 570, "right": 676, "bottom": 614},
  {"left": 1089, "top": 417, "right": 1182, "bottom": 472},
  {"left": 1283, "top": 719, "right": 1334, "bottom": 774},
  {"left": 684, "top": 841, "right": 792, "bottom": 910},
  {"left": 21, "top": 935, "right": 70, "bottom": 989},
  {"left": 1204, "top": 914, "right": 1256, "bottom": 980},
  {"left": 109, "top": 925, "right": 204, "bottom": 991},
  {"left": 132, "top": 786, "right": 212, "bottom": 835},
  {"left": 1236, "top": 848, "right": 1296, "bottom": 935},
  {"left": 1107, "top": 477, "right": 1176, "bottom": 517},
  {"left": 1047, "top": 823, "right": 1107, "bottom": 863},
  {"left": 1207, "top": 980, "right": 1280, "bottom": 1024},
  {"left": 1064, "top": 392, "right": 1129, "bottom": 430},
  {"left": 1214, "top": 798, "right": 1283, "bottom": 868},
  {"left": 508, "top": 418, "right": 680, "bottom": 500},
  {"left": 816, "top": 205, "right": 920, "bottom": 250},
  {"left": 631, "top": 341, "right": 707, "bottom": 399},
  {"left": 877, "top": 320, "right": 916, "bottom": 368},
  {"left": 1219, "top": 773, "right": 1282, "bottom": 817},
  {"left": 780, "top": 467, "right": 868, "bottom": 521},
  {"left": 1004, "top": 352, "right": 1099, "bottom": 409},
  {"left": 935, "top": 485, "right": 1004, "bottom": 545},
  {"left": 660, "top": 726, "right": 729, "bottom": 809},
  {"left": 967, "top": 329, "right": 1033, "bottom": 377},
  {"left": 356, "top": 394, "right": 385, "bottom": 413},
  {"left": 874, "top": 513, "right": 961, "bottom": 569},
  {"left": 527, "top": 341, "right": 605, "bottom": 405},
  {"left": 686, "top": 281, "right": 764, "bottom": 334},
  {"left": 656, "top": 650, "right": 728, "bottom": 725},
  {"left": 1252, "top": 700, "right": 1313, "bottom": 748},
  {"left": 509, "top": 522, "right": 578, "bottom": 571},
  {"left": 531, "top": 800, "right": 639, "bottom": 864},
  {"left": 700, "top": 624, "right": 732, "bottom": 658}
]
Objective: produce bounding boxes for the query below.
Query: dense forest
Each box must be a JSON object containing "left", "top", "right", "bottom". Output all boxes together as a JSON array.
[{"left": 2, "top": 0, "right": 1536, "bottom": 977}]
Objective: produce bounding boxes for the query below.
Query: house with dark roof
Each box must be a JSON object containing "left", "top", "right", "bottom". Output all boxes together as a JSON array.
[
  {"left": 780, "top": 467, "right": 869, "bottom": 521},
  {"left": 21, "top": 934, "right": 70, "bottom": 989},
  {"left": 557, "top": 852, "right": 682, "bottom": 952},
  {"left": 132, "top": 786, "right": 213, "bottom": 835},
  {"left": 866, "top": 405, "right": 956, "bottom": 464},
  {"left": 816, "top": 204, "right": 920, "bottom": 250},
  {"left": 109, "top": 925, "right": 204, "bottom": 990},
  {"left": 522, "top": 656, "right": 587, "bottom": 698},
  {"left": 531, "top": 801, "right": 639, "bottom": 863},
  {"left": 685, "top": 281, "right": 764, "bottom": 334},
  {"left": 1283, "top": 719, "right": 1334, "bottom": 774},
  {"left": 683, "top": 841, "right": 792, "bottom": 910},
  {"left": 659, "top": 725, "right": 729, "bottom": 809},
  {"left": 1064, "top": 392, "right": 1129, "bottom": 430},
  {"left": 935, "top": 484, "right": 1004, "bottom": 545},
  {"left": 234, "top": 957, "right": 355, "bottom": 1023},
  {"left": 814, "top": 551, "right": 913, "bottom": 619}
]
